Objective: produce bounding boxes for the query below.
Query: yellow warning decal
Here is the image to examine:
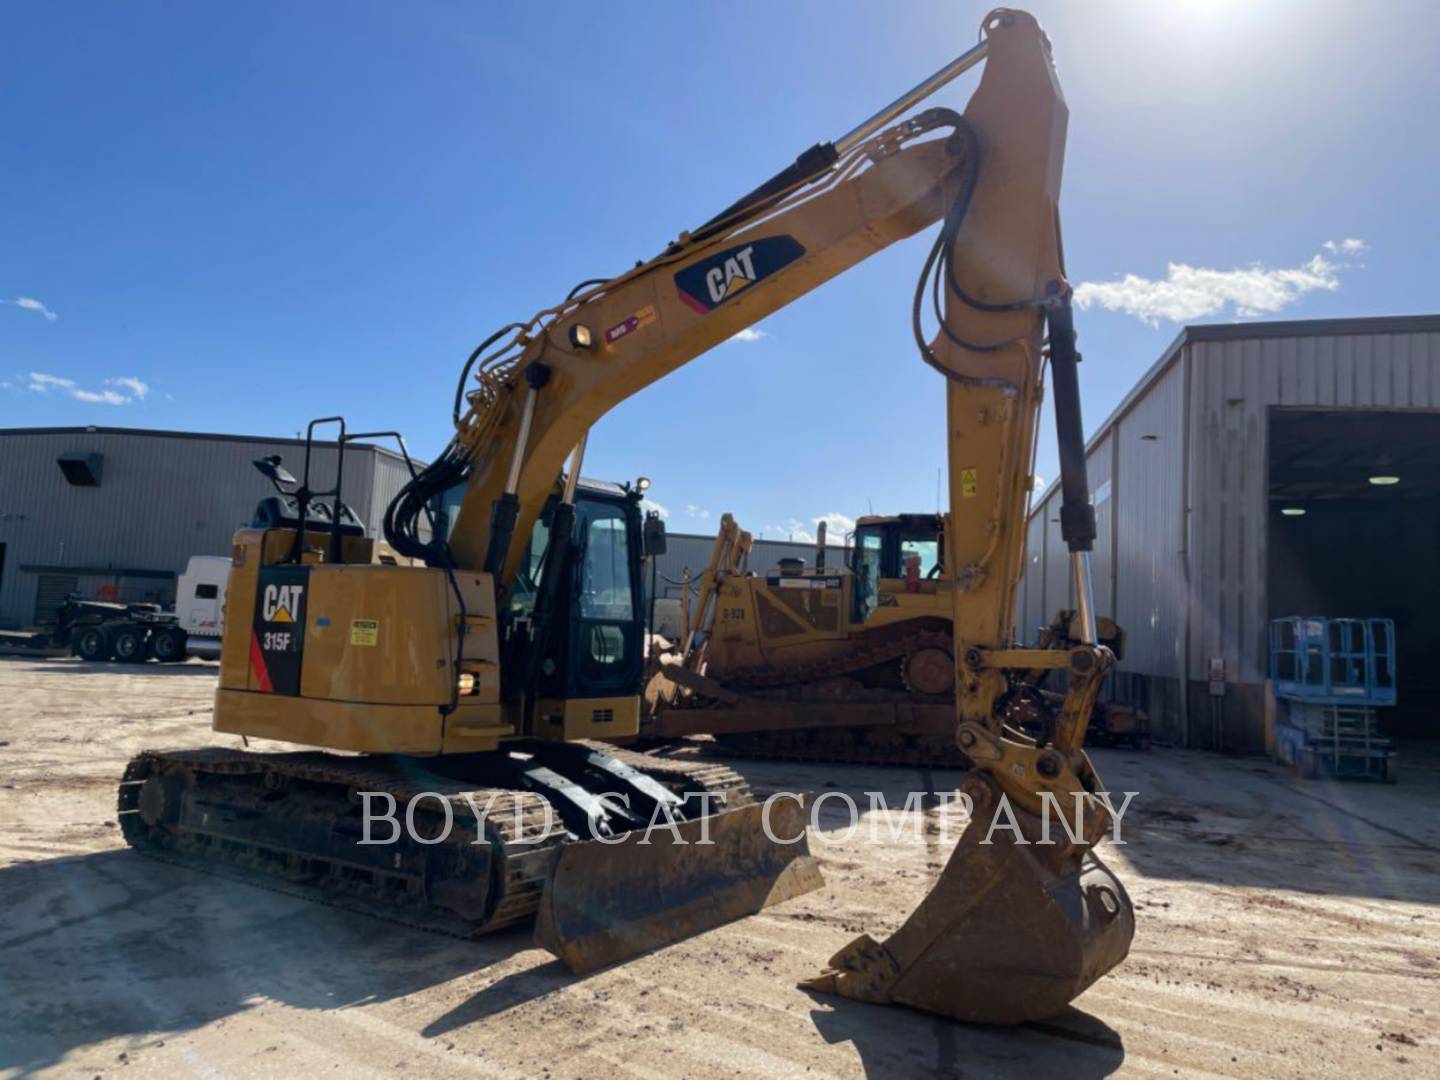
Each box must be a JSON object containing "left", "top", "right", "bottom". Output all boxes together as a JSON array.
[
  {"left": 960, "top": 467, "right": 979, "bottom": 498},
  {"left": 350, "top": 619, "right": 379, "bottom": 646}
]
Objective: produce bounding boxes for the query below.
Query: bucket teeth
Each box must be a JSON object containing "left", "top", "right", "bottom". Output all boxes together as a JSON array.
[
  {"left": 798, "top": 934, "right": 898, "bottom": 1004},
  {"left": 804, "top": 805, "right": 1134, "bottom": 1025}
]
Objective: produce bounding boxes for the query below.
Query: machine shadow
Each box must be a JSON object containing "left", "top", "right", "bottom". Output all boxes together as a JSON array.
[
  {"left": 7, "top": 657, "right": 222, "bottom": 677},
  {"left": 0, "top": 847, "right": 554, "bottom": 1074},
  {"left": 689, "top": 744, "right": 1440, "bottom": 907},
  {"left": 806, "top": 995, "right": 1125, "bottom": 1079},
  {"left": 1085, "top": 746, "right": 1440, "bottom": 906}
]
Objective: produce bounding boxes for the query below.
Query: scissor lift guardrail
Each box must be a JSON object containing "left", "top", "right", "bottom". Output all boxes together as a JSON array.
[{"left": 1268, "top": 617, "right": 1398, "bottom": 782}]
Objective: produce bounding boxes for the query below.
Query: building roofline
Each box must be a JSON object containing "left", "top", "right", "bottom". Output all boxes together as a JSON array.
[
  {"left": 665, "top": 530, "right": 840, "bottom": 549},
  {"left": 1028, "top": 313, "right": 1440, "bottom": 519},
  {"left": 0, "top": 424, "right": 416, "bottom": 463}
]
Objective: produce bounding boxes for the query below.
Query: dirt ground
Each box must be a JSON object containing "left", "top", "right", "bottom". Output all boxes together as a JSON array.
[{"left": 1, "top": 655, "right": 1436, "bottom": 1078}]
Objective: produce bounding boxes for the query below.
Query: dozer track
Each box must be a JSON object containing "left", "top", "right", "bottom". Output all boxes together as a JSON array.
[
  {"left": 711, "top": 722, "right": 970, "bottom": 769},
  {"left": 652, "top": 630, "right": 972, "bottom": 767},
  {"left": 118, "top": 742, "right": 819, "bottom": 969},
  {"left": 721, "top": 629, "right": 953, "bottom": 692}
]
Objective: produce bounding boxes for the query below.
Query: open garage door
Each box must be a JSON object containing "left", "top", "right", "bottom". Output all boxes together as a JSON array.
[{"left": 1268, "top": 408, "right": 1440, "bottom": 738}]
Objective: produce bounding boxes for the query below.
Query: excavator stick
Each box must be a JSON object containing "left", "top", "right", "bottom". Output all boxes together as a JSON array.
[
  {"left": 803, "top": 776, "right": 1133, "bottom": 1023},
  {"left": 800, "top": 10, "right": 1135, "bottom": 1022},
  {"left": 536, "top": 796, "right": 822, "bottom": 974}
]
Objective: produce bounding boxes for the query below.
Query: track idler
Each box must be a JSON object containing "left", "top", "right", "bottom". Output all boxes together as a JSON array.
[{"left": 803, "top": 774, "right": 1133, "bottom": 1024}]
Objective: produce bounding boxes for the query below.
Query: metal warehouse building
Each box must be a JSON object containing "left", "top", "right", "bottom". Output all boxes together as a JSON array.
[
  {"left": 1018, "top": 314, "right": 1440, "bottom": 751},
  {"left": 0, "top": 426, "right": 418, "bottom": 628},
  {"left": 651, "top": 531, "right": 845, "bottom": 603}
]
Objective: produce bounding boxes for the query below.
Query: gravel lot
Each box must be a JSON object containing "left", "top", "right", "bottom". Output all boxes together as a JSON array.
[{"left": 1, "top": 655, "right": 1436, "bottom": 1077}]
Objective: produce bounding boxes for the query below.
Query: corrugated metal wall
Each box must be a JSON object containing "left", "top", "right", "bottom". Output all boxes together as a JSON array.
[
  {"left": 1186, "top": 327, "right": 1440, "bottom": 685},
  {"left": 368, "top": 452, "right": 418, "bottom": 539},
  {"left": 1113, "top": 364, "right": 1186, "bottom": 679},
  {"left": 0, "top": 429, "right": 410, "bottom": 626},
  {"left": 1088, "top": 432, "right": 1115, "bottom": 627},
  {"left": 647, "top": 532, "right": 846, "bottom": 609},
  {"left": 1018, "top": 497, "right": 1047, "bottom": 641},
  {"left": 1017, "top": 317, "right": 1440, "bottom": 747},
  {"left": 1041, "top": 493, "right": 1070, "bottom": 634}
]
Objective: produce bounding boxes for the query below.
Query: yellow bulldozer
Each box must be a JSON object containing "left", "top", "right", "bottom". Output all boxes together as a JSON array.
[
  {"left": 643, "top": 510, "right": 1149, "bottom": 762},
  {"left": 118, "top": 8, "right": 1134, "bottom": 1024}
]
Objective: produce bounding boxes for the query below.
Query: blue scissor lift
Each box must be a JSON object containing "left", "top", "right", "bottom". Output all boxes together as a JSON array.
[{"left": 1269, "top": 617, "right": 1398, "bottom": 782}]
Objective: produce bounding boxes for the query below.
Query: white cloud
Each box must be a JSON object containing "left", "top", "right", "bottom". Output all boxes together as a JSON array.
[
  {"left": 1073, "top": 241, "right": 1368, "bottom": 326},
  {"left": 26, "top": 372, "right": 75, "bottom": 392},
  {"left": 71, "top": 388, "right": 130, "bottom": 405},
  {"left": 108, "top": 376, "right": 150, "bottom": 401},
  {"left": 22, "top": 371, "right": 149, "bottom": 405},
  {"left": 728, "top": 328, "right": 768, "bottom": 344},
  {"left": 812, "top": 512, "right": 855, "bottom": 543},
  {"left": 762, "top": 519, "right": 814, "bottom": 544},
  {"left": 641, "top": 498, "right": 669, "bottom": 520},
  {"left": 762, "top": 512, "right": 854, "bottom": 545},
  {"left": 6, "top": 296, "right": 58, "bottom": 322},
  {"left": 1322, "top": 238, "right": 1368, "bottom": 256},
  {"left": 684, "top": 503, "right": 711, "bottom": 520}
]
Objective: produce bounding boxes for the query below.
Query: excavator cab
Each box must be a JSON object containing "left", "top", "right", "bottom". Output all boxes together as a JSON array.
[{"left": 508, "top": 480, "right": 649, "bottom": 707}]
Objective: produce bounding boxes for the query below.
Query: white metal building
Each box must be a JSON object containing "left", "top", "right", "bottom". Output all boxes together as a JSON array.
[
  {"left": 649, "top": 531, "right": 845, "bottom": 606},
  {"left": 0, "top": 426, "right": 419, "bottom": 628},
  {"left": 1018, "top": 314, "right": 1440, "bottom": 750}
]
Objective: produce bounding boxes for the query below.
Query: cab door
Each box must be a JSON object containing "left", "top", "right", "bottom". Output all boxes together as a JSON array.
[
  {"left": 567, "top": 498, "right": 644, "bottom": 698},
  {"left": 851, "top": 527, "right": 885, "bottom": 624}
]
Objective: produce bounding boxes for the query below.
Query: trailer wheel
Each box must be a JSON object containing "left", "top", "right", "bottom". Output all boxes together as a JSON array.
[
  {"left": 74, "top": 626, "right": 113, "bottom": 662},
  {"left": 150, "top": 626, "right": 188, "bottom": 663},
  {"left": 112, "top": 625, "right": 149, "bottom": 663}
]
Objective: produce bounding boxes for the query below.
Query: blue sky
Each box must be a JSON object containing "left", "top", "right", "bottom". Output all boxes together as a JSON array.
[{"left": 4, "top": 1, "right": 1437, "bottom": 543}]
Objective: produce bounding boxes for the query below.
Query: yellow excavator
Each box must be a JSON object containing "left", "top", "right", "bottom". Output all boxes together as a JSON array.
[
  {"left": 118, "top": 9, "right": 1133, "bottom": 1024},
  {"left": 643, "top": 512, "right": 1146, "bottom": 763}
]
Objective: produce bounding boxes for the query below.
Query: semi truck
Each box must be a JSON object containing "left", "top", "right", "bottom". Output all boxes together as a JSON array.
[{"left": 0, "top": 555, "right": 230, "bottom": 662}]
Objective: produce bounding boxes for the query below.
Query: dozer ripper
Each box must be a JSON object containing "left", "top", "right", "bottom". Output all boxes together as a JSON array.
[
  {"left": 643, "top": 514, "right": 1146, "bottom": 763},
  {"left": 118, "top": 8, "right": 1133, "bottom": 1023}
]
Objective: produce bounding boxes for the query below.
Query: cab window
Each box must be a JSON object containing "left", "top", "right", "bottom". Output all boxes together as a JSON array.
[
  {"left": 508, "top": 515, "right": 551, "bottom": 620},
  {"left": 580, "top": 513, "right": 634, "bottom": 622},
  {"left": 899, "top": 531, "right": 940, "bottom": 579},
  {"left": 577, "top": 505, "right": 636, "bottom": 685},
  {"left": 853, "top": 529, "right": 884, "bottom": 623}
]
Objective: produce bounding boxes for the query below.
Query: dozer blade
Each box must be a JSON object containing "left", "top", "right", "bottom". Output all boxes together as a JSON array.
[
  {"left": 803, "top": 802, "right": 1133, "bottom": 1025},
  {"left": 534, "top": 798, "right": 823, "bottom": 975}
]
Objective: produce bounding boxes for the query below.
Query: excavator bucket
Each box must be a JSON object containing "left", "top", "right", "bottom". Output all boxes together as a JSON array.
[
  {"left": 535, "top": 797, "right": 823, "bottom": 975},
  {"left": 803, "top": 792, "right": 1133, "bottom": 1024}
]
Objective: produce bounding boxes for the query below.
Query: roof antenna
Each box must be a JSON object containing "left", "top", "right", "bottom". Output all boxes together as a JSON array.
[{"left": 867, "top": 496, "right": 875, "bottom": 515}]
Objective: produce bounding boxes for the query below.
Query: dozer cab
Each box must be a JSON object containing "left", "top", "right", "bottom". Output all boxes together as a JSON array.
[{"left": 119, "top": 8, "right": 1134, "bottom": 1025}]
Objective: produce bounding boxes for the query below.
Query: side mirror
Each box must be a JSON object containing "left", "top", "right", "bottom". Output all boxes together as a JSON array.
[
  {"left": 643, "top": 511, "right": 668, "bottom": 556},
  {"left": 253, "top": 455, "right": 298, "bottom": 490}
]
